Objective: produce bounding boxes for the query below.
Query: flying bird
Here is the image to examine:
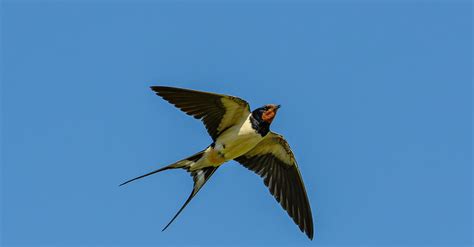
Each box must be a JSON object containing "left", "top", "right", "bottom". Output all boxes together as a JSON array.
[{"left": 121, "top": 86, "right": 314, "bottom": 239}]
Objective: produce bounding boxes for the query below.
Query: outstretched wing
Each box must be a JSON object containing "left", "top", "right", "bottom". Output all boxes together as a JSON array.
[
  {"left": 234, "top": 132, "right": 314, "bottom": 239},
  {"left": 151, "top": 86, "right": 251, "bottom": 141}
]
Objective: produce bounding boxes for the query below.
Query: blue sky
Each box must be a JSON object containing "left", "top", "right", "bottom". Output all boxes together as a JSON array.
[{"left": 1, "top": 1, "right": 472, "bottom": 246}]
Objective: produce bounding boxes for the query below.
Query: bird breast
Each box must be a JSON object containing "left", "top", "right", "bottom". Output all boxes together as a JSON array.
[{"left": 213, "top": 116, "right": 263, "bottom": 162}]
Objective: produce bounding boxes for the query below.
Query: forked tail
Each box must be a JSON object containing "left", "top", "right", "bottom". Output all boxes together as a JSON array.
[{"left": 119, "top": 150, "right": 218, "bottom": 231}]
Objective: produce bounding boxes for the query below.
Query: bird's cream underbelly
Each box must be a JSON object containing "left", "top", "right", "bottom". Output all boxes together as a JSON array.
[
  {"left": 204, "top": 119, "right": 263, "bottom": 167},
  {"left": 218, "top": 133, "right": 262, "bottom": 160}
]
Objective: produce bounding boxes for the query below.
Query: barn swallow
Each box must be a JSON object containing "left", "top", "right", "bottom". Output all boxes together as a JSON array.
[{"left": 121, "top": 86, "right": 314, "bottom": 239}]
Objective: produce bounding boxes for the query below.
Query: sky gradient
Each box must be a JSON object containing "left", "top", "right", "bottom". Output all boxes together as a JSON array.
[{"left": 1, "top": 1, "right": 472, "bottom": 246}]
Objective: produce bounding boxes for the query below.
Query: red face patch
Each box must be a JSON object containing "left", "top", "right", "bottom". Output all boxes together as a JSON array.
[{"left": 261, "top": 106, "right": 278, "bottom": 123}]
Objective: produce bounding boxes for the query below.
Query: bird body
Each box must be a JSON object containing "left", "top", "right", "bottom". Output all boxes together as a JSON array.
[
  {"left": 195, "top": 114, "right": 263, "bottom": 169},
  {"left": 121, "top": 86, "right": 314, "bottom": 239}
]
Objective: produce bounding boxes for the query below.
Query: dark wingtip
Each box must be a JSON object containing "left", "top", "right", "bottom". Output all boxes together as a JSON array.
[
  {"left": 150, "top": 86, "right": 173, "bottom": 92},
  {"left": 150, "top": 86, "right": 161, "bottom": 92},
  {"left": 150, "top": 86, "right": 177, "bottom": 97}
]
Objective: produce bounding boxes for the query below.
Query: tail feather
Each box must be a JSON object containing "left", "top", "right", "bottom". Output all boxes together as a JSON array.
[
  {"left": 119, "top": 166, "right": 172, "bottom": 186},
  {"left": 162, "top": 166, "right": 218, "bottom": 231},
  {"left": 120, "top": 149, "right": 219, "bottom": 231},
  {"left": 119, "top": 150, "right": 205, "bottom": 186}
]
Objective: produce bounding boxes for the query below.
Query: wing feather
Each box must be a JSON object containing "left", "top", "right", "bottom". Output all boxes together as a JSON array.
[
  {"left": 151, "top": 86, "right": 250, "bottom": 140},
  {"left": 235, "top": 132, "right": 314, "bottom": 239}
]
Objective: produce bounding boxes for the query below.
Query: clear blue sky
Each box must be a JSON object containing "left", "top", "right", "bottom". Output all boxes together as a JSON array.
[{"left": 1, "top": 1, "right": 472, "bottom": 246}]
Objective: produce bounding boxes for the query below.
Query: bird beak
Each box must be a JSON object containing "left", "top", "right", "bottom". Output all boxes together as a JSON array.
[{"left": 276, "top": 105, "right": 281, "bottom": 110}]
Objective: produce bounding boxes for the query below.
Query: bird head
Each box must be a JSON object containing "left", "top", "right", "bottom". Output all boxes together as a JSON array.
[{"left": 253, "top": 104, "right": 281, "bottom": 124}]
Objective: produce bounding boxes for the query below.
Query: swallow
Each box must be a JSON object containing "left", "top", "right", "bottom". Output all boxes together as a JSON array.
[{"left": 121, "top": 86, "right": 314, "bottom": 239}]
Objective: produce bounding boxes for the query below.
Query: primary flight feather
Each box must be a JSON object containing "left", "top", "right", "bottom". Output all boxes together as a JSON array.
[{"left": 121, "top": 86, "right": 314, "bottom": 239}]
